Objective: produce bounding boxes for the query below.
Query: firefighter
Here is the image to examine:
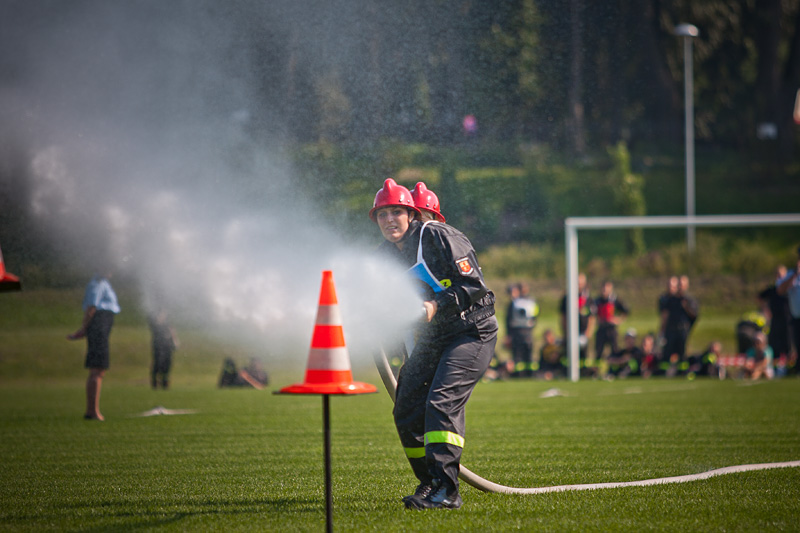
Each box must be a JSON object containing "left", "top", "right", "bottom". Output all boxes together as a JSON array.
[
  {"left": 370, "top": 178, "right": 497, "bottom": 510},
  {"left": 410, "top": 181, "right": 446, "bottom": 223}
]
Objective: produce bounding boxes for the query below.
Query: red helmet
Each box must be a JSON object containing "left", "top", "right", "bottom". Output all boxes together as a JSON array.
[
  {"left": 411, "top": 182, "right": 445, "bottom": 222},
  {"left": 369, "top": 178, "right": 421, "bottom": 221}
]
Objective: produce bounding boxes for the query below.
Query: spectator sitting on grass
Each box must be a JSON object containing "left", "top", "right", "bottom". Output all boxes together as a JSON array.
[
  {"left": 481, "top": 352, "right": 514, "bottom": 382},
  {"left": 735, "top": 310, "right": 766, "bottom": 354},
  {"left": 606, "top": 329, "right": 642, "bottom": 379},
  {"left": 686, "top": 341, "right": 722, "bottom": 379},
  {"left": 744, "top": 332, "right": 773, "bottom": 380},
  {"left": 639, "top": 333, "right": 661, "bottom": 379},
  {"left": 218, "top": 357, "right": 269, "bottom": 389},
  {"left": 538, "top": 329, "right": 565, "bottom": 380}
]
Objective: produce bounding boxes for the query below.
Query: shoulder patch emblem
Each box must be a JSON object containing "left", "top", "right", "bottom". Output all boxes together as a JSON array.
[{"left": 456, "top": 257, "right": 474, "bottom": 275}]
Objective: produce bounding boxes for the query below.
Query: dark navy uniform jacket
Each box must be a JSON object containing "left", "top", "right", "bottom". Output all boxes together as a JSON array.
[{"left": 378, "top": 219, "right": 495, "bottom": 336}]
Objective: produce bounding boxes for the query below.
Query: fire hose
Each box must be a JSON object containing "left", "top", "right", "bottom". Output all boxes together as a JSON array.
[
  {"left": 373, "top": 347, "right": 532, "bottom": 494},
  {"left": 373, "top": 348, "right": 800, "bottom": 495}
]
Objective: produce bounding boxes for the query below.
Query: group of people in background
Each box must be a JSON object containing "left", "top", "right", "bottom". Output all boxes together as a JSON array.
[
  {"left": 732, "top": 249, "right": 800, "bottom": 379},
  {"left": 68, "top": 267, "right": 272, "bottom": 421},
  {"left": 492, "top": 273, "right": 637, "bottom": 381},
  {"left": 492, "top": 248, "right": 800, "bottom": 382}
]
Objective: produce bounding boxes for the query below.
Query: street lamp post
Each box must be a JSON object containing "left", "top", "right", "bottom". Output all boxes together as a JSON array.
[{"left": 674, "top": 23, "right": 699, "bottom": 252}]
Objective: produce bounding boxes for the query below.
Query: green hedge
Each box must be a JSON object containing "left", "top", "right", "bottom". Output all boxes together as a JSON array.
[{"left": 478, "top": 234, "right": 797, "bottom": 283}]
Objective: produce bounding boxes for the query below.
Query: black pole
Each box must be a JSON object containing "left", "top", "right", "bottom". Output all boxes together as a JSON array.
[{"left": 323, "top": 394, "right": 332, "bottom": 533}]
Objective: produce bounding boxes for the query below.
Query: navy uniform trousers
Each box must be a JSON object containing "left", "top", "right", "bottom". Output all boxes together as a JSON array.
[{"left": 393, "top": 318, "right": 497, "bottom": 492}]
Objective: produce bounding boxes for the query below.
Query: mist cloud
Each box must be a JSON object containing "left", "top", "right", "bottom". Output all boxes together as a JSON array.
[{"left": 2, "top": 1, "right": 421, "bottom": 364}]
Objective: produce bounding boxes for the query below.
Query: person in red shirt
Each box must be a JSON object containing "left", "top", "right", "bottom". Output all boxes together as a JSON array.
[
  {"left": 559, "top": 272, "right": 595, "bottom": 375},
  {"left": 593, "top": 280, "right": 629, "bottom": 363}
]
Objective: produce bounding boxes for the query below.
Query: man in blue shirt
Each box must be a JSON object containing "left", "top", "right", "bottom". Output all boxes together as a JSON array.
[
  {"left": 777, "top": 246, "right": 800, "bottom": 376},
  {"left": 68, "top": 269, "right": 120, "bottom": 421}
]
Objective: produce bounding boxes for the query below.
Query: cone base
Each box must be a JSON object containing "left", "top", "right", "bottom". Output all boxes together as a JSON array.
[
  {"left": 278, "top": 381, "right": 377, "bottom": 395},
  {"left": 0, "top": 278, "right": 21, "bottom": 292}
]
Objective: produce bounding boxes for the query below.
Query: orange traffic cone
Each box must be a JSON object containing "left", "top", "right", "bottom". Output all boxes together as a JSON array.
[
  {"left": 0, "top": 244, "right": 21, "bottom": 292},
  {"left": 280, "top": 271, "right": 376, "bottom": 395}
]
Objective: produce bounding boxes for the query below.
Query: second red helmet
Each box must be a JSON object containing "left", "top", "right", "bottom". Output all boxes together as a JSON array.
[{"left": 411, "top": 182, "right": 445, "bottom": 223}]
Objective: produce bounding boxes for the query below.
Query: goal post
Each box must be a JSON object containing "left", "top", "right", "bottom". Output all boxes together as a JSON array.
[{"left": 564, "top": 213, "right": 800, "bottom": 382}]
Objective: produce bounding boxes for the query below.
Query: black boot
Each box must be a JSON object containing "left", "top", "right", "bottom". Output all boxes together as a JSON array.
[
  {"left": 401, "top": 456, "right": 433, "bottom": 503},
  {"left": 401, "top": 483, "right": 433, "bottom": 504},
  {"left": 405, "top": 480, "right": 462, "bottom": 510}
]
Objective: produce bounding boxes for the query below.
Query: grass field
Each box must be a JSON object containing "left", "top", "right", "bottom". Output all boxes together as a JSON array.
[
  {"left": 1, "top": 290, "right": 799, "bottom": 531},
  {"left": 1, "top": 378, "right": 799, "bottom": 532}
]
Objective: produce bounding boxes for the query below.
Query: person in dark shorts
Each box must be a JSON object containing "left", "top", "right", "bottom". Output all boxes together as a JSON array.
[{"left": 68, "top": 269, "right": 120, "bottom": 421}]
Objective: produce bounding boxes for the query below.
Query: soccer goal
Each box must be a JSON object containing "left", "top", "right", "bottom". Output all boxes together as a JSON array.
[{"left": 564, "top": 213, "right": 800, "bottom": 382}]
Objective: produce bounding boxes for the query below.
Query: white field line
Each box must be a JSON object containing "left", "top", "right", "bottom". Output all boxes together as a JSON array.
[
  {"left": 482, "top": 461, "right": 800, "bottom": 495},
  {"left": 595, "top": 383, "right": 698, "bottom": 397},
  {"left": 131, "top": 406, "right": 199, "bottom": 417}
]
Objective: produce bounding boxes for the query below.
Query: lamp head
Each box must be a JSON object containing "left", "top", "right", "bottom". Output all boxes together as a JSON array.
[{"left": 674, "top": 23, "right": 699, "bottom": 37}]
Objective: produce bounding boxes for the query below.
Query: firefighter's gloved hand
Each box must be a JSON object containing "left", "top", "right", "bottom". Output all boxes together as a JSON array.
[{"left": 578, "top": 334, "right": 587, "bottom": 348}]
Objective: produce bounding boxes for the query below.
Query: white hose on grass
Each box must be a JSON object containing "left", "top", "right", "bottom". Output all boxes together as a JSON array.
[{"left": 373, "top": 348, "right": 800, "bottom": 494}]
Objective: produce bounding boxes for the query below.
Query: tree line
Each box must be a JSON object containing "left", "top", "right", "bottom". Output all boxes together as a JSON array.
[
  {"left": 247, "top": 0, "right": 799, "bottom": 159},
  {"left": 1, "top": 0, "right": 798, "bottom": 283}
]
